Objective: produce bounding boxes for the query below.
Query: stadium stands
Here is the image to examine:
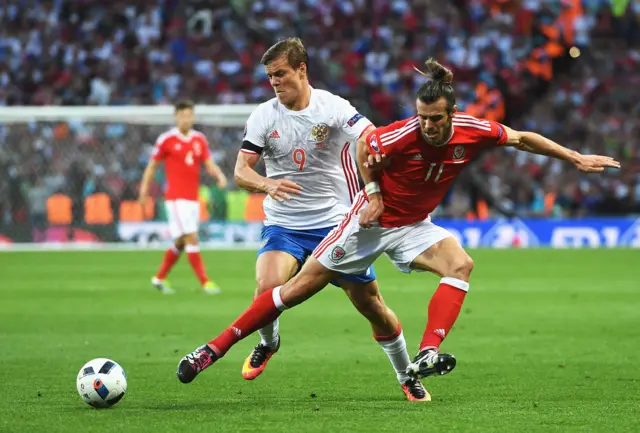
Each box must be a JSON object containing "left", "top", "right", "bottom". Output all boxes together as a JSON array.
[{"left": 0, "top": 0, "right": 638, "bottom": 231}]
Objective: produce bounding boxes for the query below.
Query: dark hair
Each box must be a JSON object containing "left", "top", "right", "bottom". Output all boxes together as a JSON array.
[
  {"left": 260, "top": 37, "right": 309, "bottom": 73},
  {"left": 415, "top": 58, "right": 456, "bottom": 111},
  {"left": 174, "top": 99, "right": 194, "bottom": 112}
]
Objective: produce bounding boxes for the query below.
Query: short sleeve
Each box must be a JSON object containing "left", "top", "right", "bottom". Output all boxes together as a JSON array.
[
  {"left": 151, "top": 135, "right": 167, "bottom": 161},
  {"left": 491, "top": 121, "right": 508, "bottom": 146},
  {"left": 366, "top": 119, "right": 409, "bottom": 157},
  {"left": 200, "top": 135, "right": 212, "bottom": 160},
  {"left": 453, "top": 114, "right": 508, "bottom": 147},
  {"left": 243, "top": 106, "right": 268, "bottom": 149},
  {"left": 336, "top": 96, "right": 373, "bottom": 141}
]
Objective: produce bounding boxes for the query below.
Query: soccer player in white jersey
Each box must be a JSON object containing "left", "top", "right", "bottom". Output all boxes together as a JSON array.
[{"left": 224, "top": 38, "right": 427, "bottom": 400}]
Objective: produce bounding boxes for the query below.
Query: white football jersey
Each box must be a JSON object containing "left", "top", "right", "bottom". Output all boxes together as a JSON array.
[{"left": 242, "top": 88, "right": 372, "bottom": 229}]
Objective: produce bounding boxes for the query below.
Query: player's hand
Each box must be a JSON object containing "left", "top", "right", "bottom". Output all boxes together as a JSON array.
[
  {"left": 363, "top": 153, "right": 390, "bottom": 171},
  {"left": 359, "top": 193, "right": 384, "bottom": 228},
  {"left": 264, "top": 178, "right": 303, "bottom": 201},
  {"left": 574, "top": 154, "right": 621, "bottom": 173},
  {"left": 216, "top": 173, "right": 228, "bottom": 189}
]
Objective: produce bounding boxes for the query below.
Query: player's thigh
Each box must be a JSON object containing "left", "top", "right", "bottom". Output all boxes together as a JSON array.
[
  {"left": 279, "top": 256, "right": 338, "bottom": 308},
  {"left": 164, "top": 200, "right": 183, "bottom": 240},
  {"left": 312, "top": 214, "right": 386, "bottom": 278},
  {"left": 165, "top": 200, "right": 199, "bottom": 239},
  {"left": 410, "top": 235, "right": 474, "bottom": 280},
  {"left": 255, "top": 250, "right": 299, "bottom": 297},
  {"left": 385, "top": 219, "right": 457, "bottom": 275}
]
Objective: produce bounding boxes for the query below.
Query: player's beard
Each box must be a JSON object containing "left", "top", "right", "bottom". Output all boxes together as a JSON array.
[{"left": 422, "top": 121, "right": 452, "bottom": 147}]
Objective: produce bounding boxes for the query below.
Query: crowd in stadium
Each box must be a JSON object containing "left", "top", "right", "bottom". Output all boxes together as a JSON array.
[{"left": 1, "top": 0, "right": 639, "bottom": 229}]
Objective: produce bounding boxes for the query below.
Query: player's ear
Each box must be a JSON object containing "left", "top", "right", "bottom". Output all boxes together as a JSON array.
[
  {"left": 451, "top": 105, "right": 458, "bottom": 114},
  {"left": 298, "top": 62, "right": 307, "bottom": 78}
]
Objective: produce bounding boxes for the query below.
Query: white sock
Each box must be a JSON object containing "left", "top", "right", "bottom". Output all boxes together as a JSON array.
[
  {"left": 376, "top": 331, "right": 411, "bottom": 384},
  {"left": 258, "top": 318, "right": 280, "bottom": 349},
  {"left": 258, "top": 286, "right": 285, "bottom": 349}
]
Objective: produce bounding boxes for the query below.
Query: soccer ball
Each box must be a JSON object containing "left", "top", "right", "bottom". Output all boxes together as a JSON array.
[{"left": 76, "top": 358, "right": 127, "bottom": 408}]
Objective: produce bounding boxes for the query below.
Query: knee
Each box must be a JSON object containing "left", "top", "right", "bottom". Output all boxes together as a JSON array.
[
  {"left": 447, "top": 254, "right": 474, "bottom": 281},
  {"left": 183, "top": 233, "right": 198, "bottom": 245},
  {"left": 174, "top": 238, "right": 185, "bottom": 251},
  {"left": 255, "top": 277, "right": 282, "bottom": 298}
]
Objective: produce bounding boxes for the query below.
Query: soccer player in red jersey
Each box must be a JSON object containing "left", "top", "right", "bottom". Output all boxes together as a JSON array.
[
  {"left": 139, "top": 100, "right": 227, "bottom": 295},
  {"left": 176, "top": 60, "right": 619, "bottom": 389}
]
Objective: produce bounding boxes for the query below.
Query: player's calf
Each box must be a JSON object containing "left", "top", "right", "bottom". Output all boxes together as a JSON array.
[{"left": 183, "top": 238, "right": 221, "bottom": 293}]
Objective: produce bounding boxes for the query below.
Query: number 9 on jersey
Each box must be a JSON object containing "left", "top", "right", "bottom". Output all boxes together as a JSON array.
[{"left": 293, "top": 148, "right": 306, "bottom": 171}]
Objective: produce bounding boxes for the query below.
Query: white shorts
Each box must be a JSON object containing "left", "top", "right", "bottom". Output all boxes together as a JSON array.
[
  {"left": 165, "top": 199, "right": 200, "bottom": 239},
  {"left": 313, "top": 192, "right": 452, "bottom": 274}
]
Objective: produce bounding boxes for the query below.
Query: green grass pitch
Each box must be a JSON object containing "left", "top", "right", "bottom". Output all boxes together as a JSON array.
[{"left": 0, "top": 249, "right": 639, "bottom": 432}]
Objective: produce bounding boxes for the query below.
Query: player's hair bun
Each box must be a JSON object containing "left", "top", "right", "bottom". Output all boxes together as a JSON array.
[{"left": 413, "top": 58, "right": 453, "bottom": 85}]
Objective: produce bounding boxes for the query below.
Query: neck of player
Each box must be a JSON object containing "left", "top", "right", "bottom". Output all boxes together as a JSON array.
[{"left": 286, "top": 85, "right": 312, "bottom": 111}]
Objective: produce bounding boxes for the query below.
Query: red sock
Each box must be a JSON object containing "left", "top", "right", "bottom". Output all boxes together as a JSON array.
[
  {"left": 185, "top": 244, "right": 209, "bottom": 284},
  {"left": 156, "top": 245, "right": 181, "bottom": 279},
  {"left": 419, "top": 278, "right": 469, "bottom": 351},
  {"left": 208, "top": 287, "right": 285, "bottom": 357}
]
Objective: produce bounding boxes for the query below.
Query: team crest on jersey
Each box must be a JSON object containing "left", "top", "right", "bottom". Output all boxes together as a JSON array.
[
  {"left": 370, "top": 134, "right": 380, "bottom": 153},
  {"left": 193, "top": 140, "right": 201, "bottom": 156},
  {"left": 329, "top": 246, "right": 346, "bottom": 263},
  {"left": 453, "top": 145, "right": 465, "bottom": 160},
  {"left": 310, "top": 123, "right": 329, "bottom": 143}
]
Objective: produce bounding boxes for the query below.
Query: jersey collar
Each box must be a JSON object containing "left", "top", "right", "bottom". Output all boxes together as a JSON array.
[{"left": 172, "top": 127, "right": 193, "bottom": 141}]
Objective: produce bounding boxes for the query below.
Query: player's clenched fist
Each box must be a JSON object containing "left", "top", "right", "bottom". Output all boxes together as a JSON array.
[{"left": 264, "top": 178, "right": 303, "bottom": 201}]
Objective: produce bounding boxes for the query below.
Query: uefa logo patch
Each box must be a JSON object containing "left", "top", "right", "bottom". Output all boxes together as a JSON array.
[
  {"left": 347, "top": 113, "right": 364, "bottom": 127},
  {"left": 329, "top": 246, "right": 346, "bottom": 263}
]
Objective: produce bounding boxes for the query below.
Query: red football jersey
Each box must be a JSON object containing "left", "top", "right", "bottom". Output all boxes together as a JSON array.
[
  {"left": 151, "top": 127, "right": 211, "bottom": 201},
  {"left": 366, "top": 112, "right": 508, "bottom": 227}
]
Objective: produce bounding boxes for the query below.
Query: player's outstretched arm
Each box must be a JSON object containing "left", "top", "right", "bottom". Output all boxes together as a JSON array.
[
  {"left": 204, "top": 158, "right": 227, "bottom": 189},
  {"left": 355, "top": 125, "right": 384, "bottom": 228},
  {"left": 139, "top": 159, "right": 158, "bottom": 207},
  {"left": 502, "top": 125, "right": 621, "bottom": 173},
  {"left": 234, "top": 152, "right": 303, "bottom": 201}
]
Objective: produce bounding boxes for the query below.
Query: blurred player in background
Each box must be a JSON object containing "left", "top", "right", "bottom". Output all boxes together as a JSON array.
[
  {"left": 175, "top": 58, "right": 619, "bottom": 393},
  {"left": 139, "top": 100, "right": 227, "bottom": 295},
  {"left": 214, "top": 38, "right": 428, "bottom": 400}
]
